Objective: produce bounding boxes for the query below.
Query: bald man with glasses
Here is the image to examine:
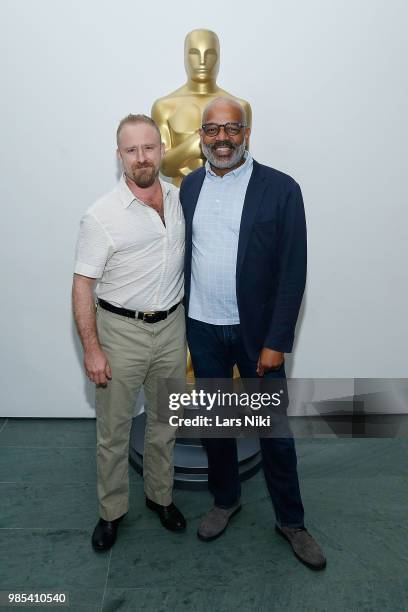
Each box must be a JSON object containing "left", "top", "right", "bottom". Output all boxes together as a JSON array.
[{"left": 180, "top": 97, "right": 326, "bottom": 571}]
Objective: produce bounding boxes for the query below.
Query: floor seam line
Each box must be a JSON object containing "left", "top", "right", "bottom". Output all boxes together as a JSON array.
[
  {"left": 0, "top": 527, "right": 92, "bottom": 531},
  {"left": 100, "top": 549, "right": 112, "bottom": 611},
  {"left": 0, "top": 445, "right": 96, "bottom": 449}
]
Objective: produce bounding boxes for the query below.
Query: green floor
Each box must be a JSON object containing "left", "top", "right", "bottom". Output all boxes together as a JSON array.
[{"left": 0, "top": 417, "right": 407, "bottom": 612}]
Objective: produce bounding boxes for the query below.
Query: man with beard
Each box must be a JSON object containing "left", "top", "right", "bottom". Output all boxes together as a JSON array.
[
  {"left": 180, "top": 98, "right": 327, "bottom": 570},
  {"left": 73, "top": 114, "right": 186, "bottom": 551}
]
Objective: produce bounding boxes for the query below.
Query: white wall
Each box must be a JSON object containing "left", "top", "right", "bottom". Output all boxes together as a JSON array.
[{"left": 0, "top": 0, "right": 407, "bottom": 416}]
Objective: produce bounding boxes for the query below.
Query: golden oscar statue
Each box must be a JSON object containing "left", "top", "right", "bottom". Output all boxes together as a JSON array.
[
  {"left": 151, "top": 28, "right": 252, "bottom": 187},
  {"left": 152, "top": 29, "right": 251, "bottom": 379}
]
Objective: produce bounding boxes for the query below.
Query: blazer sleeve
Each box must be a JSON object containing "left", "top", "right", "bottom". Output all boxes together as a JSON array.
[{"left": 263, "top": 181, "right": 307, "bottom": 353}]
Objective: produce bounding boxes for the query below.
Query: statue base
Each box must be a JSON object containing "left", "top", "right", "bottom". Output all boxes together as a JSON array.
[{"left": 129, "top": 412, "right": 262, "bottom": 490}]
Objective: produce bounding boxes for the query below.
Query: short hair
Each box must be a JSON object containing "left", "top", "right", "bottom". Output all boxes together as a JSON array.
[
  {"left": 202, "top": 97, "right": 247, "bottom": 125},
  {"left": 116, "top": 114, "right": 162, "bottom": 146}
]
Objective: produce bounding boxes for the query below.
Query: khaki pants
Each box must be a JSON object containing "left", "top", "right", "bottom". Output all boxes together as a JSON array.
[{"left": 95, "top": 303, "right": 186, "bottom": 521}]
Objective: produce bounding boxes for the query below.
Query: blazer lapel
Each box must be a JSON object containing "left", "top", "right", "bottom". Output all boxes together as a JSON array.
[
  {"left": 185, "top": 168, "right": 206, "bottom": 228},
  {"left": 236, "top": 160, "right": 267, "bottom": 279},
  {"left": 184, "top": 168, "right": 206, "bottom": 284}
]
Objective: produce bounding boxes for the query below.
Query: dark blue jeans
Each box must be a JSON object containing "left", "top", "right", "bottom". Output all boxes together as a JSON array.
[{"left": 186, "top": 317, "right": 305, "bottom": 528}]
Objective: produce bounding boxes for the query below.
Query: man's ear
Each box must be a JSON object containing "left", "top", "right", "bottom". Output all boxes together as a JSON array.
[
  {"left": 116, "top": 148, "right": 122, "bottom": 162},
  {"left": 160, "top": 142, "right": 165, "bottom": 157}
]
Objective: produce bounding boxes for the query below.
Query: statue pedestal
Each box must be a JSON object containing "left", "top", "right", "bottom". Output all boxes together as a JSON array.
[{"left": 129, "top": 412, "right": 262, "bottom": 490}]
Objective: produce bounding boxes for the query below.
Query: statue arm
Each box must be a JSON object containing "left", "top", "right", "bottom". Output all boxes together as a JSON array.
[
  {"left": 151, "top": 101, "right": 172, "bottom": 151},
  {"left": 160, "top": 132, "right": 201, "bottom": 177},
  {"left": 151, "top": 101, "right": 201, "bottom": 177}
]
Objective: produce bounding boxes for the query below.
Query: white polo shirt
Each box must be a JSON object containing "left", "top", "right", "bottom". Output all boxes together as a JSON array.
[{"left": 74, "top": 175, "right": 184, "bottom": 311}]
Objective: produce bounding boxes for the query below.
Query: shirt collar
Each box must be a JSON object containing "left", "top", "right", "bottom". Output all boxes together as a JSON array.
[
  {"left": 117, "top": 174, "right": 171, "bottom": 208},
  {"left": 205, "top": 150, "right": 253, "bottom": 178}
]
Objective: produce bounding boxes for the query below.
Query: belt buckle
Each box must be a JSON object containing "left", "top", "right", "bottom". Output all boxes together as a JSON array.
[{"left": 143, "top": 311, "right": 157, "bottom": 322}]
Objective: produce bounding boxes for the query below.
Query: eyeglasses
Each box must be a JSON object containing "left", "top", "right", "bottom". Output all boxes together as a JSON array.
[{"left": 201, "top": 122, "right": 247, "bottom": 137}]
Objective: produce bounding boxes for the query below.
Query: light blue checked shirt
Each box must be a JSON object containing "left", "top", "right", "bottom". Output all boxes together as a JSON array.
[{"left": 189, "top": 151, "right": 253, "bottom": 325}]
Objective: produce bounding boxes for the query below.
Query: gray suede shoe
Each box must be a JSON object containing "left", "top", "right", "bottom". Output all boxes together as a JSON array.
[
  {"left": 197, "top": 503, "right": 242, "bottom": 541},
  {"left": 276, "top": 525, "right": 327, "bottom": 570}
]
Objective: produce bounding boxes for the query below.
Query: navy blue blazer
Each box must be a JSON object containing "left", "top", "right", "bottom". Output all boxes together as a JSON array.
[{"left": 179, "top": 159, "right": 307, "bottom": 361}]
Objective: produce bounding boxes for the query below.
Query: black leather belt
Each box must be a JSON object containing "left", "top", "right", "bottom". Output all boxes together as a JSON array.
[{"left": 98, "top": 298, "right": 180, "bottom": 323}]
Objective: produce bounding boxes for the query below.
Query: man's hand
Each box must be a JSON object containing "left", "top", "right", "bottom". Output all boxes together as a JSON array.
[
  {"left": 72, "top": 274, "right": 112, "bottom": 386},
  {"left": 257, "top": 348, "right": 284, "bottom": 377},
  {"left": 84, "top": 347, "right": 112, "bottom": 386}
]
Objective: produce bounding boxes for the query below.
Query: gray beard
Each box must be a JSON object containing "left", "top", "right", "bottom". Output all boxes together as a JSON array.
[{"left": 201, "top": 139, "right": 246, "bottom": 169}]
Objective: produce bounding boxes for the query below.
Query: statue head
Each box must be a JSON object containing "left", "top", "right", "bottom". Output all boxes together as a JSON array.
[{"left": 184, "top": 29, "right": 220, "bottom": 83}]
